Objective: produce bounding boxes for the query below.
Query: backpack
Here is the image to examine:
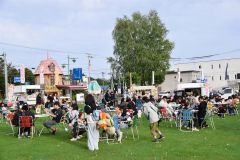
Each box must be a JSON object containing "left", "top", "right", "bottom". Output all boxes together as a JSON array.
[
  {"left": 136, "top": 99, "right": 143, "bottom": 109},
  {"left": 97, "top": 111, "right": 108, "bottom": 129}
]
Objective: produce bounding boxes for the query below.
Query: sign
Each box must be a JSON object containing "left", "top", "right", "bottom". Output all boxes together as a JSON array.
[
  {"left": 40, "top": 66, "right": 44, "bottom": 84},
  {"left": 20, "top": 64, "right": 25, "bottom": 84},
  {"left": 13, "top": 76, "right": 21, "bottom": 83},
  {"left": 8, "top": 84, "right": 14, "bottom": 103},
  {"left": 44, "top": 85, "right": 60, "bottom": 93},
  {"left": 196, "top": 77, "right": 208, "bottom": 83},
  {"left": 72, "top": 68, "right": 83, "bottom": 81},
  {"left": 76, "top": 93, "right": 85, "bottom": 103}
]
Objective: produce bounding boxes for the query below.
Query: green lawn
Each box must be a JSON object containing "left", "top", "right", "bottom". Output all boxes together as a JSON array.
[{"left": 0, "top": 113, "right": 240, "bottom": 160}]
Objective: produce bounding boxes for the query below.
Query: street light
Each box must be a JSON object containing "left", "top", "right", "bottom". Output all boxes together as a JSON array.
[
  {"left": 62, "top": 55, "right": 78, "bottom": 83},
  {"left": 0, "top": 52, "right": 8, "bottom": 102}
]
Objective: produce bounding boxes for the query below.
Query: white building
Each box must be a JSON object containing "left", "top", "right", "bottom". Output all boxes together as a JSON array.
[
  {"left": 160, "top": 70, "right": 201, "bottom": 91},
  {"left": 172, "top": 58, "right": 240, "bottom": 91}
]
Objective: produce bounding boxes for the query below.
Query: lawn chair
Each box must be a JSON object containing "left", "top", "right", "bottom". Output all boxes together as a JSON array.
[
  {"left": 19, "top": 116, "right": 34, "bottom": 138},
  {"left": 201, "top": 110, "right": 215, "bottom": 129},
  {"left": 120, "top": 115, "right": 139, "bottom": 140},
  {"left": 160, "top": 108, "right": 175, "bottom": 127},
  {"left": 179, "top": 109, "right": 194, "bottom": 132},
  {"left": 6, "top": 112, "right": 15, "bottom": 136}
]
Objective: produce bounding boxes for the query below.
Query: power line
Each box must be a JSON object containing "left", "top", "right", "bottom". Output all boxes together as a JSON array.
[{"left": 0, "top": 41, "right": 109, "bottom": 58}]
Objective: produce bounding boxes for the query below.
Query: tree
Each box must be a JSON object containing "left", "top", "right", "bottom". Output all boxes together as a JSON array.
[
  {"left": 25, "top": 68, "right": 35, "bottom": 85},
  {"left": 111, "top": 10, "right": 174, "bottom": 85},
  {"left": 0, "top": 57, "right": 35, "bottom": 97}
]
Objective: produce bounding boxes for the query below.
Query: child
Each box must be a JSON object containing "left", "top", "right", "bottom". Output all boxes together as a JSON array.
[
  {"left": 77, "top": 112, "right": 87, "bottom": 139},
  {"left": 112, "top": 105, "right": 123, "bottom": 142},
  {"left": 2, "top": 104, "right": 8, "bottom": 119},
  {"left": 68, "top": 103, "right": 79, "bottom": 141}
]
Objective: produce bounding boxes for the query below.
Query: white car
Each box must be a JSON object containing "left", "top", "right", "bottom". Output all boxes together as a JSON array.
[{"left": 159, "top": 91, "right": 171, "bottom": 98}]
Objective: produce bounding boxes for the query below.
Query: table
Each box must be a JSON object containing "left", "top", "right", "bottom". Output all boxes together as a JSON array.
[
  {"left": 35, "top": 114, "right": 50, "bottom": 118},
  {"left": 35, "top": 114, "right": 50, "bottom": 136}
]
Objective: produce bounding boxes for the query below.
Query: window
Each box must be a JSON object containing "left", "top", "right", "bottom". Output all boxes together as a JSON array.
[
  {"left": 199, "top": 65, "right": 201, "bottom": 69},
  {"left": 212, "top": 76, "right": 214, "bottom": 81},
  {"left": 50, "top": 75, "right": 55, "bottom": 85},
  {"left": 220, "top": 76, "right": 221, "bottom": 80},
  {"left": 237, "top": 73, "right": 240, "bottom": 79},
  {"left": 235, "top": 75, "right": 237, "bottom": 79},
  {"left": 211, "top": 65, "right": 213, "bottom": 69},
  {"left": 219, "top": 64, "right": 221, "bottom": 69}
]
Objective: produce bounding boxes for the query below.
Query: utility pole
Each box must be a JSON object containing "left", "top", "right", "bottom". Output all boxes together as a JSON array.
[
  {"left": 87, "top": 55, "right": 93, "bottom": 84},
  {"left": 101, "top": 72, "right": 105, "bottom": 86},
  {"left": 62, "top": 55, "right": 77, "bottom": 85},
  {"left": 67, "top": 55, "right": 70, "bottom": 80},
  {"left": 0, "top": 53, "right": 8, "bottom": 101}
]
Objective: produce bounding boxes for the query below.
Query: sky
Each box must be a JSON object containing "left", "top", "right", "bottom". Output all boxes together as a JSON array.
[{"left": 0, "top": 0, "right": 240, "bottom": 78}]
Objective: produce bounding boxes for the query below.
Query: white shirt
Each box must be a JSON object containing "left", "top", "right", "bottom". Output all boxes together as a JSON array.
[{"left": 143, "top": 102, "right": 160, "bottom": 124}]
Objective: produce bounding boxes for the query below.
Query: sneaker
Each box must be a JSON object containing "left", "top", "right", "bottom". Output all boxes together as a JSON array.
[
  {"left": 193, "top": 128, "right": 199, "bottom": 131},
  {"left": 70, "top": 138, "right": 77, "bottom": 141},
  {"left": 76, "top": 135, "right": 83, "bottom": 139},
  {"left": 158, "top": 135, "right": 165, "bottom": 140},
  {"left": 18, "top": 136, "right": 23, "bottom": 139}
]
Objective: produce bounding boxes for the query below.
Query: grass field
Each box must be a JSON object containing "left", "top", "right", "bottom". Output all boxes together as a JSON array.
[{"left": 0, "top": 111, "right": 240, "bottom": 160}]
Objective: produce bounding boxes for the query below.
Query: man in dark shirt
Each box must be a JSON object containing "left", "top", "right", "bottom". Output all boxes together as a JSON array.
[
  {"left": 197, "top": 96, "right": 208, "bottom": 128},
  {"left": 19, "top": 103, "right": 35, "bottom": 138},
  {"left": 43, "top": 101, "right": 62, "bottom": 135}
]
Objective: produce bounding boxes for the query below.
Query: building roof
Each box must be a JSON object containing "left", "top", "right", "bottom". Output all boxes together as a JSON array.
[
  {"left": 34, "top": 58, "right": 63, "bottom": 75},
  {"left": 167, "top": 70, "right": 200, "bottom": 74},
  {"left": 174, "top": 57, "right": 240, "bottom": 65},
  {"left": 56, "top": 85, "right": 87, "bottom": 90}
]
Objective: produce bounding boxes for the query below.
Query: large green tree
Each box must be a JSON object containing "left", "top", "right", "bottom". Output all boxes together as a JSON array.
[
  {"left": 110, "top": 10, "right": 174, "bottom": 85},
  {"left": 0, "top": 57, "right": 35, "bottom": 97}
]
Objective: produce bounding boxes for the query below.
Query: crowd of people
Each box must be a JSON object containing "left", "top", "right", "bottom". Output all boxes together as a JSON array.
[{"left": 0, "top": 90, "right": 239, "bottom": 151}]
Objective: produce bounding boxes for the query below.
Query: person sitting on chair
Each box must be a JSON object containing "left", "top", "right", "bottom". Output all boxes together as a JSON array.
[
  {"left": 19, "top": 103, "right": 35, "bottom": 138},
  {"left": 43, "top": 101, "right": 62, "bottom": 135}
]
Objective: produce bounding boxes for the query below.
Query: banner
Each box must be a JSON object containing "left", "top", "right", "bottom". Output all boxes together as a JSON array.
[
  {"left": 20, "top": 64, "right": 25, "bottom": 84},
  {"left": 40, "top": 66, "right": 44, "bottom": 84},
  {"left": 72, "top": 68, "right": 83, "bottom": 80}
]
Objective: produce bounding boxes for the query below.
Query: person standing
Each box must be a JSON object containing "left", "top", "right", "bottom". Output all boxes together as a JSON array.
[
  {"left": 142, "top": 96, "right": 165, "bottom": 143},
  {"left": 197, "top": 96, "right": 208, "bottom": 128},
  {"left": 84, "top": 94, "right": 99, "bottom": 151}
]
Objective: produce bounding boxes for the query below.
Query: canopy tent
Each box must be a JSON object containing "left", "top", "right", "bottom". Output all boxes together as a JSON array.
[{"left": 88, "top": 81, "right": 102, "bottom": 94}]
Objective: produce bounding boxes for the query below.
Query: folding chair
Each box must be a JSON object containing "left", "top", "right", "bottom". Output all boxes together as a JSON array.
[
  {"left": 19, "top": 116, "right": 34, "bottom": 138},
  {"left": 160, "top": 108, "right": 174, "bottom": 125},
  {"left": 6, "top": 112, "right": 15, "bottom": 136},
  {"left": 201, "top": 110, "right": 215, "bottom": 129},
  {"left": 179, "top": 110, "right": 194, "bottom": 132},
  {"left": 121, "top": 115, "right": 139, "bottom": 140}
]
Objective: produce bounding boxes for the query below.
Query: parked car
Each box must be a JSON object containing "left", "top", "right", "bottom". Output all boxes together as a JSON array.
[{"left": 159, "top": 91, "right": 171, "bottom": 98}]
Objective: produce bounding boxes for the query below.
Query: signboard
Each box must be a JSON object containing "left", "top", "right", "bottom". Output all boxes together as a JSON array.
[
  {"left": 72, "top": 68, "right": 83, "bottom": 81},
  {"left": 76, "top": 93, "right": 85, "bottom": 103},
  {"left": 14, "top": 76, "right": 21, "bottom": 83},
  {"left": 20, "top": 64, "right": 25, "bottom": 84},
  {"left": 44, "top": 85, "right": 60, "bottom": 93}
]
